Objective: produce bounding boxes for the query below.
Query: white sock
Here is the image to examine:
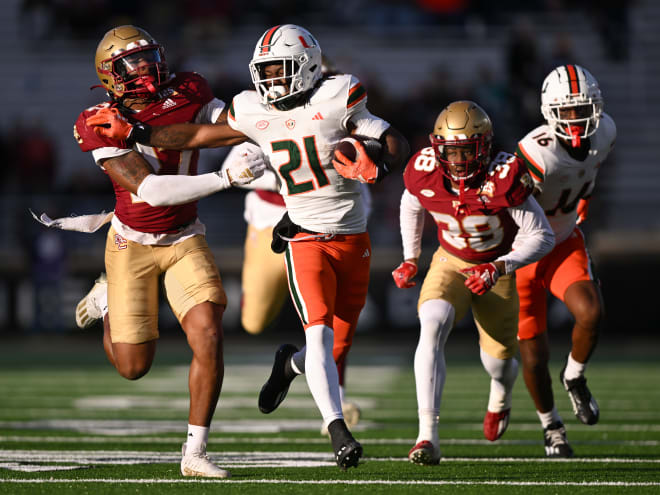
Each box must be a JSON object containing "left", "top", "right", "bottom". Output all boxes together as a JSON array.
[
  {"left": 414, "top": 299, "right": 455, "bottom": 445},
  {"left": 563, "top": 353, "right": 586, "bottom": 381},
  {"left": 480, "top": 349, "right": 518, "bottom": 412},
  {"left": 186, "top": 424, "right": 209, "bottom": 454},
  {"left": 537, "top": 407, "right": 562, "bottom": 429},
  {"left": 291, "top": 347, "right": 306, "bottom": 374},
  {"left": 304, "top": 324, "right": 342, "bottom": 427},
  {"left": 339, "top": 385, "right": 346, "bottom": 404}
]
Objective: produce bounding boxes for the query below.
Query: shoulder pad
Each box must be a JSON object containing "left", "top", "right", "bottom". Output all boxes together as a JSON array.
[
  {"left": 515, "top": 129, "right": 550, "bottom": 183},
  {"left": 403, "top": 147, "right": 438, "bottom": 190},
  {"left": 485, "top": 152, "right": 534, "bottom": 207},
  {"left": 346, "top": 75, "right": 367, "bottom": 110},
  {"left": 599, "top": 113, "right": 617, "bottom": 148},
  {"left": 74, "top": 104, "right": 124, "bottom": 152},
  {"left": 171, "top": 72, "right": 214, "bottom": 104}
]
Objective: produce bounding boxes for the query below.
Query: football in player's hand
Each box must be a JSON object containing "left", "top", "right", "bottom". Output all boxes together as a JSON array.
[{"left": 334, "top": 136, "right": 382, "bottom": 163}]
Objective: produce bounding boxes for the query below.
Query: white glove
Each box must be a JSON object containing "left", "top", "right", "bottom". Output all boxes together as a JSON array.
[{"left": 223, "top": 148, "right": 267, "bottom": 187}]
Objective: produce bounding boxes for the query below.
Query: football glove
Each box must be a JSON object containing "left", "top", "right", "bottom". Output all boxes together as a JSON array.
[
  {"left": 332, "top": 140, "right": 384, "bottom": 184},
  {"left": 576, "top": 198, "right": 590, "bottom": 225},
  {"left": 460, "top": 262, "right": 499, "bottom": 295},
  {"left": 223, "top": 148, "right": 267, "bottom": 186},
  {"left": 392, "top": 261, "right": 418, "bottom": 289},
  {"left": 85, "top": 107, "right": 136, "bottom": 141}
]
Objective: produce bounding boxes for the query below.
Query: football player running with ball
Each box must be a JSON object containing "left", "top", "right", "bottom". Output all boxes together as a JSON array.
[
  {"left": 86, "top": 24, "right": 409, "bottom": 469},
  {"left": 70, "top": 26, "right": 268, "bottom": 479},
  {"left": 392, "top": 101, "right": 555, "bottom": 465},
  {"left": 222, "top": 140, "right": 371, "bottom": 437},
  {"left": 514, "top": 65, "right": 616, "bottom": 457}
]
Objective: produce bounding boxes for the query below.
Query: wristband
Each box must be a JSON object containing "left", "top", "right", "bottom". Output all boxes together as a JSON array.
[{"left": 128, "top": 122, "right": 153, "bottom": 145}]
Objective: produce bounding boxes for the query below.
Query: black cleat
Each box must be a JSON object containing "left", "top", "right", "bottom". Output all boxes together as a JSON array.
[
  {"left": 336, "top": 438, "right": 363, "bottom": 470},
  {"left": 328, "top": 418, "right": 363, "bottom": 469},
  {"left": 258, "top": 344, "right": 298, "bottom": 414},
  {"left": 560, "top": 363, "right": 600, "bottom": 425},
  {"left": 543, "top": 421, "right": 574, "bottom": 458}
]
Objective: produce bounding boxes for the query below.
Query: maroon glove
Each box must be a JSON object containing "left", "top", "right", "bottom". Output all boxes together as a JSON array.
[
  {"left": 392, "top": 261, "right": 418, "bottom": 289},
  {"left": 460, "top": 262, "right": 499, "bottom": 295}
]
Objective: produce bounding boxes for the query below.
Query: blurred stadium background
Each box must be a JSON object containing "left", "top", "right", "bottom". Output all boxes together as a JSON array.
[{"left": 0, "top": 0, "right": 658, "bottom": 340}]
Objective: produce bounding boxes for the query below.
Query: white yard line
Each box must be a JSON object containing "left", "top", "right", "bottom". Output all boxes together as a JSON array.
[{"left": 1, "top": 479, "right": 660, "bottom": 487}]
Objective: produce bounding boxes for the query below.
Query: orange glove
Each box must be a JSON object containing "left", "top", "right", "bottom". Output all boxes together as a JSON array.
[
  {"left": 332, "top": 140, "right": 382, "bottom": 184},
  {"left": 85, "top": 107, "right": 134, "bottom": 141},
  {"left": 392, "top": 261, "right": 418, "bottom": 289},
  {"left": 576, "top": 198, "right": 590, "bottom": 225},
  {"left": 460, "top": 262, "right": 499, "bottom": 295}
]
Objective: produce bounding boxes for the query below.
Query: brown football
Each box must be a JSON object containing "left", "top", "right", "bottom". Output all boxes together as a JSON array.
[{"left": 334, "top": 136, "right": 382, "bottom": 162}]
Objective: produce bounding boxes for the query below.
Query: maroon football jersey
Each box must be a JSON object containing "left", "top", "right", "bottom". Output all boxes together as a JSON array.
[
  {"left": 403, "top": 147, "right": 534, "bottom": 263},
  {"left": 74, "top": 72, "right": 215, "bottom": 234}
]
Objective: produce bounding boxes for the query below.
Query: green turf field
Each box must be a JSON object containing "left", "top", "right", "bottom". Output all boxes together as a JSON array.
[{"left": 1, "top": 334, "right": 659, "bottom": 494}]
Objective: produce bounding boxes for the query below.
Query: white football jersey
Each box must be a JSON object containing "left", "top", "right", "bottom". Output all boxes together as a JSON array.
[
  {"left": 227, "top": 74, "right": 389, "bottom": 234},
  {"left": 516, "top": 113, "right": 616, "bottom": 243}
]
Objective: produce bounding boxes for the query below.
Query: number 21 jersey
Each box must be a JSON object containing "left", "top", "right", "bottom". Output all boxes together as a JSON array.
[{"left": 227, "top": 74, "right": 389, "bottom": 234}]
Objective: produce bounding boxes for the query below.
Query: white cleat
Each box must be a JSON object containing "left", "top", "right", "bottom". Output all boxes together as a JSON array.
[
  {"left": 180, "top": 443, "right": 231, "bottom": 478},
  {"left": 321, "top": 401, "right": 362, "bottom": 436},
  {"left": 75, "top": 273, "right": 107, "bottom": 329}
]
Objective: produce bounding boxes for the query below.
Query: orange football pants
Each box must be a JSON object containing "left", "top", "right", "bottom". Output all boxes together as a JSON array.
[
  {"left": 284, "top": 232, "right": 371, "bottom": 374},
  {"left": 517, "top": 227, "right": 595, "bottom": 340}
]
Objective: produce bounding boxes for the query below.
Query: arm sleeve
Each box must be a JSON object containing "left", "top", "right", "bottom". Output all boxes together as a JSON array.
[
  {"left": 91, "top": 147, "right": 132, "bottom": 169},
  {"left": 400, "top": 188, "right": 426, "bottom": 261},
  {"left": 495, "top": 195, "right": 555, "bottom": 274},
  {"left": 349, "top": 107, "right": 391, "bottom": 140},
  {"left": 136, "top": 171, "right": 232, "bottom": 207},
  {"left": 195, "top": 98, "right": 226, "bottom": 124}
]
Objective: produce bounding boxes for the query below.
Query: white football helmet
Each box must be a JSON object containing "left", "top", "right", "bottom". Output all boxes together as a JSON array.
[
  {"left": 249, "top": 24, "right": 322, "bottom": 110},
  {"left": 541, "top": 65, "right": 603, "bottom": 146}
]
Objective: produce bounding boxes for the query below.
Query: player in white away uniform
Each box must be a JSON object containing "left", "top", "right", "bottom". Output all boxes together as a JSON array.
[
  {"left": 87, "top": 24, "right": 410, "bottom": 469},
  {"left": 514, "top": 64, "right": 616, "bottom": 457},
  {"left": 223, "top": 140, "right": 371, "bottom": 436}
]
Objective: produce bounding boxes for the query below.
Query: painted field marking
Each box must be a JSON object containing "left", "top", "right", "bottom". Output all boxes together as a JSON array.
[{"left": 1, "top": 479, "right": 660, "bottom": 487}]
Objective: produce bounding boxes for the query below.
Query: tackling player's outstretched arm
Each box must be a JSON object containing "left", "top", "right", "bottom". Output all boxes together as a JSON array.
[
  {"left": 86, "top": 107, "right": 248, "bottom": 149},
  {"left": 100, "top": 147, "right": 266, "bottom": 207}
]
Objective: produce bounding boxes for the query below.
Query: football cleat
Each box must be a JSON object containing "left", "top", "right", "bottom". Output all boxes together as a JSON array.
[
  {"left": 180, "top": 442, "right": 231, "bottom": 478},
  {"left": 75, "top": 273, "right": 107, "bottom": 329},
  {"left": 335, "top": 438, "right": 363, "bottom": 470},
  {"left": 560, "top": 364, "right": 600, "bottom": 425},
  {"left": 483, "top": 408, "right": 510, "bottom": 441},
  {"left": 327, "top": 419, "right": 362, "bottom": 469},
  {"left": 543, "top": 421, "right": 574, "bottom": 458},
  {"left": 320, "top": 401, "right": 361, "bottom": 436},
  {"left": 258, "top": 344, "right": 299, "bottom": 414},
  {"left": 408, "top": 440, "right": 441, "bottom": 465}
]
